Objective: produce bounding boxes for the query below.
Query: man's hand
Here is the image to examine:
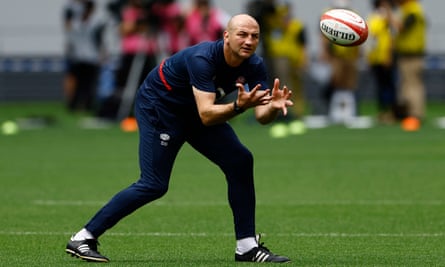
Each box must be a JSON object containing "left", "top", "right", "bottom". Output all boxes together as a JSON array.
[
  {"left": 235, "top": 83, "right": 271, "bottom": 110},
  {"left": 253, "top": 78, "right": 293, "bottom": 124},
  {"left": 270, "top": 78, "right": 293, "bottom": 116}
]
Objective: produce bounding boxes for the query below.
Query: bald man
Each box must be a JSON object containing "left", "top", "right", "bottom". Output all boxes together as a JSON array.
[{"left": 65, "top": 14, "right": 292, "bottom": 263}]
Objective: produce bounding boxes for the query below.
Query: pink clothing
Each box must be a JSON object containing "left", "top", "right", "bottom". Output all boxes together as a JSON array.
[
  {"left": 151, "top": 2, "right": 189, "bottom": 54},
  {"left": 185, "top": 9, "right": 224, "bottom": 45},
  {"left": 121, "top": 7, "right": 157, "bottom": 55},
  {"left": 151, "top": 2, "right": 182, "bottom": 33}
]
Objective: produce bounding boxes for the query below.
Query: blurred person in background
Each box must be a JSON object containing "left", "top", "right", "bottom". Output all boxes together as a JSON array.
[
  {"left": 263, "top": 2, "right": 307, "bottom": 123},
  {"left": 98, "top": 0, "right": 159, "bottom": 119},
  {"left": 64, "top": 0, "right": 105, "bottom": 113},
  {"left": 245, "top": 0, "right": 277, "bottom": 71},
  {"left": 117, "top": 0, "right": 159, "bottom": 85},
  {"left": 319, "top": 0, "right": 361, "bottom": 124},
  {"left": 390, "top": 0, "right": 426, "bottom": 123},
  {"left": 366, "top": 0, "right": 397, "bottom": 124},
  {"left": 151, "top": 0, "right": 190, "bottom": 55},
  {"left": 184, "top": 0, "right": 230, "bottom": 45},
  {"left": 62, "top": 0, "right": 85, "bottom": 110}
]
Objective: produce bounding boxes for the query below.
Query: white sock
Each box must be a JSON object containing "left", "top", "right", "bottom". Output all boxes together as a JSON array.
[
  {"left": 236, "top": 237, "right": 258, "bottom": 255},
  {"left": 71, "top": 228, "right": 95, "bottom": 241}
]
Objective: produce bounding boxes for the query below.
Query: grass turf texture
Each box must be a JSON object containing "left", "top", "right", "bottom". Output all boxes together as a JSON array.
[{"left": 1, "top": 102, "right": 445, "bottom": 266}]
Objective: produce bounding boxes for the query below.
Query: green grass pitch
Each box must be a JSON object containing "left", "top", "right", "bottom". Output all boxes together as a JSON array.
[{"left": 1, "top": 102, "right": 444, "bottom": 266}]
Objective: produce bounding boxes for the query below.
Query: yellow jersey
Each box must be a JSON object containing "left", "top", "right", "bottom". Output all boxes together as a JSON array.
[
  {"left": 395, "top": 1, "right": 426, "bottom": 56},
  {"left": 366, "top": 11, "right": 393, "bottom": 65}
]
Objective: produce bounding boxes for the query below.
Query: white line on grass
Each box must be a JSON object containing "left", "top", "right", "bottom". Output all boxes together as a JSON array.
[
  {"left": 283, "top": 233, "right": 445, "bottom": 238},
  {"left": 32, "top": 199, "right": 445, "bottom": 206},
  {"left": 0, "top": 231, "right": 444, "bottom": 238},
  {"left": 32, "top": 200, "right": 107, "bottom": 206}
]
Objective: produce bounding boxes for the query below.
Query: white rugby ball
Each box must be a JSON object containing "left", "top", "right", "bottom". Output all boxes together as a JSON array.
[{"left": 320, "top": 8, "right": 368, "bottom": 46}]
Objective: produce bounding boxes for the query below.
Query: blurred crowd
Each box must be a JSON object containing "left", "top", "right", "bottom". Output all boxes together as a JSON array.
[
  {"left": 63, "top": 0, "right": 230, "bottom": 120},
  {"left": 365, "top": 0, "right": 426, "bottom": 128},
  {"left": 62, "top": 0, "right": 427, "bottom": 129},
  {"left": 315, "top": 0, "right": 426, "bottom": 128}
]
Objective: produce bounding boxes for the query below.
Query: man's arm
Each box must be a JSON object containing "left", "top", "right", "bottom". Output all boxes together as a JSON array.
[
  {"left": 193, "top": 78, "right": 292, "bottom": 126},
  {"left": 193, "top": 87, "right": 238, "bottom": 126},
  {"left": 193, "top": 83, "right": 272, "bottom": 126}
]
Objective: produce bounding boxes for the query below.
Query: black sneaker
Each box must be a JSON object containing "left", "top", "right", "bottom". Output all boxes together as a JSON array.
[
  {"left": 65, "top": 237, "right": 110, "bottom": 262},
  {"left": 235, "top": 235, "right": 290, "bottom": 263}
]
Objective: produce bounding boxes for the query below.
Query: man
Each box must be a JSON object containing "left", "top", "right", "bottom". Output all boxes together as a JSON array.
[
  {"left": 366, "top": 0, "right": 397, "bottom": 124},
  {"left": 391, "top": 0, "right": 426, "bottom": 121},
  {"left": 65, "top": 0, "right": 104, "bottom": 113},
  {"left": 185, "top": 0, "right": 230, "bottom": 46},
  {"left": 321, "top": 0, "right": 361, "bottom": 124},
  {"left": 65, "top": 14, "right": 292, "bottom": 263},
  {"left": 263, "top": 1, "right": 307, "bottom": 121}
]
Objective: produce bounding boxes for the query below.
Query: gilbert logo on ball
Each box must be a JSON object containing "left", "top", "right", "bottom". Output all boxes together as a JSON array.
[{"left": 320, "top": 8, "right": 368, "bottom": 46}]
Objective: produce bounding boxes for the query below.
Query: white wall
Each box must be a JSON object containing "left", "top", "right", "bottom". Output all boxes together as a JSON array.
[
  {"left": 0, "top": 1, "right": 66, "bottom": 55},
  {"left": 0, "top": 0, "right": 441, "bottom": 56}
]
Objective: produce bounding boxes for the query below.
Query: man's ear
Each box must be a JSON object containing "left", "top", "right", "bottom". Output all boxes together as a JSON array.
[{"left": 223, "top": 30, "right": 229, "bottom": 40}]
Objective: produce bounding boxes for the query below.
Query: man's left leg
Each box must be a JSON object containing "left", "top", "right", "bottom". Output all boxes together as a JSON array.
[{"left": 187, "top": 123, "right": 290, "bottom": 263}]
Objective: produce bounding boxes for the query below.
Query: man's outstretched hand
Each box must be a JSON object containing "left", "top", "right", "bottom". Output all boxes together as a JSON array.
[{"left": 270, "top": 78, "right": 293, "bottom": 116}]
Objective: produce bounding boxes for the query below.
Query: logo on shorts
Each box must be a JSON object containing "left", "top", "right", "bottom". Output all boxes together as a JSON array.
[{"left": 160, "top": 133, "right": 170, "bottom": 146}]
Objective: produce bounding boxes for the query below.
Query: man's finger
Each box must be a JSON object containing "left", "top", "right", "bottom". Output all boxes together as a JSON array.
[
  {"left": 236, "top": 83, "right": 245, "bottom": 93},
  {"left": 281, "top": 106, "right": 288, "bottom": 116},
  {"left": 273, "top": 78, "right": 280, "bottom": 91}
]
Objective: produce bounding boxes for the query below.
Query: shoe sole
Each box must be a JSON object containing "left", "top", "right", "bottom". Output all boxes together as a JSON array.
[
  {"left": 235, "top": 259, "right": 292, "bottom": 263},
  {"left": 65, "top": 248, "right": 109, "bottom": 262}
]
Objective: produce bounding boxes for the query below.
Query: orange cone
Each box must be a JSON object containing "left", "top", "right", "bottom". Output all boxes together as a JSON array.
[
  {"left": 401, "top": 116, "right": 420, "bottom": 132},
  {"left": 120, "top": 117, "right": 138, "bottom": 132}
]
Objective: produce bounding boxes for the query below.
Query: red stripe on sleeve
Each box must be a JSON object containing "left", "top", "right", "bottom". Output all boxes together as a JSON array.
[{"left": 159, "top": 59, "right": 172, "bottom": 91}]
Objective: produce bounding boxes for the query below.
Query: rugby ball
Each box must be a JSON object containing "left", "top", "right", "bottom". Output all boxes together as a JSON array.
[{"left": 320, "top": 8, "right": 368, "bottom": 46}]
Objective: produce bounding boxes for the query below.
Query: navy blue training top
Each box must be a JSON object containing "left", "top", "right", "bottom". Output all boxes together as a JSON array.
[{"left": 139, "top": 39, "right": 269, "bottom": 116}]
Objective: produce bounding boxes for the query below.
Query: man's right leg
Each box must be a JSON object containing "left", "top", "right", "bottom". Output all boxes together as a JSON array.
[
  {"left": 66, "top": 100, "right": 185, "bottom": 262},
  {"left": 85, "top": 182, "right": 169, "bottom": 237},
  {"left": 66, "top": 180, "right": 170, "bottom": 262}
]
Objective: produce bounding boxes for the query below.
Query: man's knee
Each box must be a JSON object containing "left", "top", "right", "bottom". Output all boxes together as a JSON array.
[
  {"left": 220, "top": 148, "right": 253, "bottom": 177},
  {"left": 236, "top": 149, "right": 254, "bottom": 168},
  {"left": 133, "top": 178, "right": 169, "bottom": 201}
]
